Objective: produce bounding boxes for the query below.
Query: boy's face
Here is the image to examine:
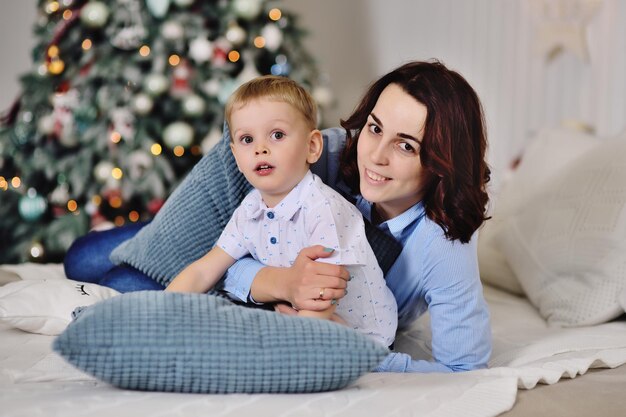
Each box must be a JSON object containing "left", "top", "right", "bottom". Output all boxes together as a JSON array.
[{"left": 229, "top": 98, "right": 322, "bottom": 207}]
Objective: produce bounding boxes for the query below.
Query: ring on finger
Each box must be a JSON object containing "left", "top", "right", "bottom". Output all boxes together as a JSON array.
[{"left": 319, "top": 288, "right": 325, "bottom": 300}]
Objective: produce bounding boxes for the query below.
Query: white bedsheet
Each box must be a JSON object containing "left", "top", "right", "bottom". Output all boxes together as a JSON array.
[{"left": 1, "top": 265, "right": 626, "bottom": 417}]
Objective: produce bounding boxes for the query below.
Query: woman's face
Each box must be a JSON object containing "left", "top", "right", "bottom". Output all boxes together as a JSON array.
[{"left": 357, "top": 83, "right": 428, "bottom": 221}]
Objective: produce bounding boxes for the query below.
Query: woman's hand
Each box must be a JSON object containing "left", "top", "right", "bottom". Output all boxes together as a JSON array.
[{"left": 250, "top": 245, "right": 350, "bottom": 311}]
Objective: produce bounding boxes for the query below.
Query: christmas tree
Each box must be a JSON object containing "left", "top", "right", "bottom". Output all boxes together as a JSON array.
[{"left": 0, "top": 0, "right": 332, "bottom": 264}]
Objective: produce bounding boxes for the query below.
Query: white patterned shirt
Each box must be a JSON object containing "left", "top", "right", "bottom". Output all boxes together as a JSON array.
[{"left": 216, "top": 170, "right": 397, "bottom": 346}]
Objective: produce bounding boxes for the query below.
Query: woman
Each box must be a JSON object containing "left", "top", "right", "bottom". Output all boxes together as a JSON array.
[{"left": 65, "top": 60, "right": 492, "bottom": 373}]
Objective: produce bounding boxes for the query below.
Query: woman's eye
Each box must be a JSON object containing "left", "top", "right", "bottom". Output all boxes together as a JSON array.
[
  {"left": 399, "top": 142, "right": 416, "bottom": 153},
  {"left": 368, "top": 123, "right": 382, "bottom": 135},
  {"left": 241, "top": 136, "right": 253, "bottom": 144},
  {"left": 271, "top": 131, "right": 284, "bottom": 140}
]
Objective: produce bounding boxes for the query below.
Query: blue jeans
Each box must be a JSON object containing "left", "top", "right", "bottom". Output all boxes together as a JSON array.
[{"left": 63, "top": 221, "right": 165, "bottom": 293}]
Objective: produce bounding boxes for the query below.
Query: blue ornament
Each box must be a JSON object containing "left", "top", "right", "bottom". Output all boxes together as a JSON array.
[{"left": 19, "top": 190, "right": 48, "bottom": 222}]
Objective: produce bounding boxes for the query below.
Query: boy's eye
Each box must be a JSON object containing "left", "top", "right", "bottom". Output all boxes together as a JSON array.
[
  {"left": 241, "top": 136, "right": 253, "bottom": 144},
  {"left": 271, "top": 131, "right": 284, "bottom": 140}
]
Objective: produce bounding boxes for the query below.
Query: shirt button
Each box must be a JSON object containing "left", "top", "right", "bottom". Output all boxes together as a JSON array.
[
  {"left": 267, "top": 211, "right": 274, "bottom": 219},
  {"left": 270, "top": 237, "right": 277, "bottom": 244}
]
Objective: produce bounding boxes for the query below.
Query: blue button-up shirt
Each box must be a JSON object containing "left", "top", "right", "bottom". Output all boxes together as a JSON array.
[{"left": 223, "top": 128, "right": 492, "bottom": 373}]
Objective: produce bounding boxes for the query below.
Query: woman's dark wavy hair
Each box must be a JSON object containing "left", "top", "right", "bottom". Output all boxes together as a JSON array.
[{"left": 340, "top": 60, "right": 490, "bottom": 243}]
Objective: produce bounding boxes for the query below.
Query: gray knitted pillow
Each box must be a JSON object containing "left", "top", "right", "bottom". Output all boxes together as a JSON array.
[
  {"left": 53, "top": 291, "right": 388, "bottom": 393},
  {"left": 110, "top": 126, "right": 402, "bottom": 287}
]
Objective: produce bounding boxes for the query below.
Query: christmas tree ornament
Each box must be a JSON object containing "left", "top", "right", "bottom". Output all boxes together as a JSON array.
[
  {"left": 18, "top": 189, "right": 48, "bottom": 222},
  {"left": 28, "top": 242, "right": 45, "bottom": 261},
  {"left": 50, "top": 183, "right": 71, "bottom": 206},
  {"left": 79, "top": 1, "right": 110, "bottom": 28},
  {"left": 94, "top": 160, "right": 115, "bottom": 183},
  {"left": 217, "top": 79, "right": 239, "bottom": 105},
  {"left": 181, "top": 94, "right": 206, "bottom": 117},
  {"left": 51, "top": 89, "right": 79, "bottom": 146},
  {"left": 163, "top": 121, "right": 194, "bottom": 148},
  {"left": 173, "top": 0, "right": 195, "bottom": 7},
  {"left": 161, "top": 20, "right": 185, "bottom": 41},
  {"left": 144, "top": 73, "right": 169, "bottom": 96},
  {"left": 109, "top": 108, "right": 136, "bottom": 140},
  {"left": 170, "top": 60, "right": 192, "bottom": 97},
  {"left": 131, "top": 93, "right": 154, "bottom": 115},
  {"left": 201, "top": 78, "right": 221, "bottom": 97},
  {"left": 127, "top": 150, "right": 154, "bottom": 179},
  {"left": 210, "top": 37, "right": 231, "bottom": 67},
  {"left": 261, "top": 24, "right": 283, "bottom": 52},
  {"left": 188, "top": 36, "right": 213, "bottom": 63},
  {"left": 108, "top": 0, "right": 147, "bottom": 50},
  {"left": 232, "top": 0, "right": 262, "bottom": 20},
  {"left": 146, "top": 0, "right": 171, "bottom": 18},
  {"left": 226, "top": 22, "right": 247, "bottom": 46},
  {"left": 236, "top": 51, "right": 261, "bottom": 84},
  {"left": 270, "top": 54, "right": 290, "bottom": 76}
]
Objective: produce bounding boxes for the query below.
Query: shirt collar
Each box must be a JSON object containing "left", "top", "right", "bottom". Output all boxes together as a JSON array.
[
  {"left": 356, "top": 196, "right": 425, "bottom": 240},
  {"left": 243, "top": 170, "right": 315, "bottom": 220}
]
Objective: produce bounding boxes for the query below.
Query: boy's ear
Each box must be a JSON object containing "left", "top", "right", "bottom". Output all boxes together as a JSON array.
[
  {"left": 229, "top": 142, "right": 243, "bottom": 173},
  {"left": 306, "top": 129, "right": 323, "bottom": 164}
]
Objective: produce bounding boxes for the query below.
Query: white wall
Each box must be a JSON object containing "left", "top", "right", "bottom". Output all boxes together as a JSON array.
[
  {"left": 0, "top": 0, "right": 38, "bottom": 113},
  {"left": 3, "top": 0, "right": 625, "bottom": 190}
]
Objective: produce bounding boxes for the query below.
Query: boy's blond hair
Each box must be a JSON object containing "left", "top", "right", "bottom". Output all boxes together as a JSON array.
[{"left": 225, "top": 75, "right": 318, "bottom": 134}]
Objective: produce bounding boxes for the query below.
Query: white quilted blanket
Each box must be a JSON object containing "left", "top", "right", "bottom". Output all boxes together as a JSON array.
[{"left": 1, "top": 264, "right": 626, "bottom": 417}]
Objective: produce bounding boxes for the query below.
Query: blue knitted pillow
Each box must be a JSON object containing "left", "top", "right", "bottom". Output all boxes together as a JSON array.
[
  {"left": 53, "top": 291, "right": 388, "bottom": 394},
  {"left": 110, "top": 126, "right": 402, "bottom": 287}
]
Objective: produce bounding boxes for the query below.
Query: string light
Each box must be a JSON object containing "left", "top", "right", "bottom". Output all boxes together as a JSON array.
[
  {"left": 129, "top": 211, "right": 140, "bottom": 222},
  {"left": 150, "top": 143, "right": 162, "bottom": 155},
  {"left": 109, "top": 196, "right": 122, "bottom": 208},
  {"left": 11, "top": 177, "right": 21, "bottom": 189},
  {"left": 168, "top": 54, "right": 181, "bottom": 66},
  {"left": 110, "top": 131, "right": 122, "bottom": 143},
  {"left": 91, "top": 195, "right": 102, "bottom": 206},
  {"left": 0, "top": 177, "right": 7, "bottom": 191},
  {"left": 62, "top": 9, "right": 73, "bottom": 20},
  {"left": 254, "top": 36, "right": 265, "bottom": 48},
  {"left": 173, "top": 146, "right": 185, "bottom": 157},
  {"left": 191, "top": 145, "right": 202, "bottom": 155},
  {"left": 228, "top": 50, "right": 240, "bottom": 62},
  {"left": 30, "top": 245, "right": 43, "bottom": 259},
  {"left": 48, "top": 45, "right": 59, "bottom": 57},
  {"left": 46, "top": 1, "right": 60, "bottom": 14},
  {"left": 269, "top": 8, "right": 282, "bottom": 21},
  {"left": 139, "top": 45, "right": 150, "bottom": 57},
  {"left": 48, "top": 57, "right": 65, "bottom": 75},
  {"left": 114, "top": 216, "right": 125, "bottom": 226},
  {"left": 111, "top": 167, "right": 123, "bottom": 180},
  {"left": 82, "top": 39, "right": 92, "bottom": 50},
  {"left": 67, "top": 200, "right": 78, "bottom": 212}
]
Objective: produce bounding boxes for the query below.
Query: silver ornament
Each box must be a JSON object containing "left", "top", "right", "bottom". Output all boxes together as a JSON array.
[
  {"left": 80, "top": 1, "right": 110, "bottom": 28},
  {"left": 163, "top": 121, "right": 194, "bottom": 148}
]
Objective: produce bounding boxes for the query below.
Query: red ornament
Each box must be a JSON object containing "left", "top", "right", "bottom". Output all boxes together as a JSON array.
[{"left": 147, "top": 198, "right": 165, "bottom": 215}]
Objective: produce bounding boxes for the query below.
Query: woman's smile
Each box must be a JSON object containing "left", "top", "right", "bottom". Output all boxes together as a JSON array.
[{"left": 364, "top": 168, "right": 390, "bottom": 184}]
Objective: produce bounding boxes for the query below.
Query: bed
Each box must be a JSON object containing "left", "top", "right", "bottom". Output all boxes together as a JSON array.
[{"left": 2, "top": 127, "right": 626, "bottom": 417}]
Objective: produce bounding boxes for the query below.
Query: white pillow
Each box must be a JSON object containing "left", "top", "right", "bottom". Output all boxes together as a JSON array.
[
  {"left": 479, "top": 127, "right": 598, "bottom": 295},
  {"left": 496, "top": 133, "right": 626, "bottom": 326},
  {"left": 0, "top": 279, "right": 119, "bottom": 335}
]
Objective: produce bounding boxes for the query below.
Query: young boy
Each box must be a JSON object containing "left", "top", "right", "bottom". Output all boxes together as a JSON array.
[{"left": 166, "top": 75, "right": 396, "bottom": 347}]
